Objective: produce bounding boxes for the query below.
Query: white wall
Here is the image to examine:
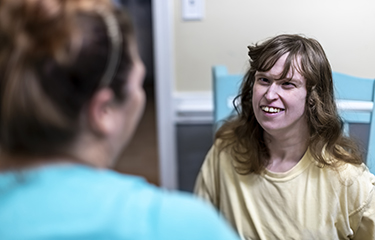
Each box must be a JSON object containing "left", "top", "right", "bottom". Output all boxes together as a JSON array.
[{"left": 174, "top": 0, "right": 375, "bottom": 92}]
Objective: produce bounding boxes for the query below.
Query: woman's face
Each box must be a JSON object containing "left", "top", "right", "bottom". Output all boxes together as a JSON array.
[
  {"left": 110, "top": 53, "right": 146, "bottom": 163},
  {"left": 252, "top": 54, "right": 308, "bottom": 139},
  {"left": 120, "top": 59, "right": 146, "bottom": 142}
]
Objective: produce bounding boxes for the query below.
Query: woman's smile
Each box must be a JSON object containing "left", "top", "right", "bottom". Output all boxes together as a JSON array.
[{"left": 261, "top": 105, "right": 284, "bottom": 114}]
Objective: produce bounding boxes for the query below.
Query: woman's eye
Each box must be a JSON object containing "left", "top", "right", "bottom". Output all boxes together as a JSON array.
[
  {"left": 258, "top": 78, "right": 269, "bottom": 84},
  {"left": 282, "top": 82, "right": 296, "bottom": 88}
]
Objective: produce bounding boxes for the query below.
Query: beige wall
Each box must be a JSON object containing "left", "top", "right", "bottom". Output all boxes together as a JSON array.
[{"left": 174, "top": 0, "right": 375, "bottom": 92}]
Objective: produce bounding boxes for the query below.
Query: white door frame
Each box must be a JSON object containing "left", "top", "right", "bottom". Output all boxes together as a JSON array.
[{"left": 152, "top": 0, "right": 178, "bottom": 189}]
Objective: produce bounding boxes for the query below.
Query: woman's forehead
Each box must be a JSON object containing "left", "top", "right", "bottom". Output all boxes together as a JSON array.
[{"left": 256, "top": 53, "right": 304, "bottom": 81}]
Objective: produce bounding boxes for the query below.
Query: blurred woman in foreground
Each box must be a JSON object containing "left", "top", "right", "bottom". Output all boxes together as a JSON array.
[{"left": 0, "top": 0, "right": 239, "bottom": 239}]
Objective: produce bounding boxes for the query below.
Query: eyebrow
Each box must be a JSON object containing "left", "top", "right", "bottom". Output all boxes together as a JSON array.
[
  {"left": 254, "top": 72, "right": 271, "bottom": 78},
  {"left": 255, "top": 71, "right": 303, "bottom": 85}
]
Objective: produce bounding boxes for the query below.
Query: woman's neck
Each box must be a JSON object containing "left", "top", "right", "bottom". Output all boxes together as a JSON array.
[
  {"left": 0, "top": 142, "right": 108, "bottom": 172},
  {"left": 0, "top": 153, "right": 71, "bottom": 172},
  {"left": 264, "top": 128, "right": 309, "bottom": 173}
]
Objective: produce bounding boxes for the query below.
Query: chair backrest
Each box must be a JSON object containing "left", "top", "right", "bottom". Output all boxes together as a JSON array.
[
  {"left": 212, "top": 66, "right": 375, "bottom": 173},
  {"left": 212, "top": 65, "right": 243, "bottom": 129},
  {"left": 332, "top": 72, "right": 375, "bottom": 173}
]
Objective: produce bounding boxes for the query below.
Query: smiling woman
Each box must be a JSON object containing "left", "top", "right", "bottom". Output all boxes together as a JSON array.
[{"left": 194, "top": 34, "right": 375, "bottom": 239}]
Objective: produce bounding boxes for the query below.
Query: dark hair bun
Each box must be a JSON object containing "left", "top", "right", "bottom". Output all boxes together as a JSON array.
[
  {"left": 0, "top": 0, "right": 114, "bottom": 60},
  {"left": 0, "top": 0, "right": 72, "bottom": 60}
]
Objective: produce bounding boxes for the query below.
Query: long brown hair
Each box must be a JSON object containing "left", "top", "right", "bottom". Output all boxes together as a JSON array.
[
  {"left": 216, "top": 34, "right": 363, "bottom": 174},
  {"left": 0, "top": 0, "right": 134, "bottom": 160}
]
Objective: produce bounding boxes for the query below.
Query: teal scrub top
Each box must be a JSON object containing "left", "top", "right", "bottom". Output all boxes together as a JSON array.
[{"left": 0, "top": 164, "right": 239, "bottom": 240}]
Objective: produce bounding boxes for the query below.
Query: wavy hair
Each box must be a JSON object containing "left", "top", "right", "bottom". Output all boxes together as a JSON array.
[{"left": 216, "top": 34, "right": 363, "bottom": 174}]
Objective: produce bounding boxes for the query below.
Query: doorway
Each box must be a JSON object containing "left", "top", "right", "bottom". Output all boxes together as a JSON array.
[{"left": 113, "top": 0, "right": 159, "bottom": 186}]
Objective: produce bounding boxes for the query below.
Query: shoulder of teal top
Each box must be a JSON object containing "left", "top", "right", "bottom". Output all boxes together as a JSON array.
[{"left": 0, "top": 164, "right": 240, "bottom": 240}]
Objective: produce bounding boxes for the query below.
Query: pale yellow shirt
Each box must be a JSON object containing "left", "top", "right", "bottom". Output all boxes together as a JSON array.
[{"left": 194, "top": 143, "right": 375, "bottom": 240}]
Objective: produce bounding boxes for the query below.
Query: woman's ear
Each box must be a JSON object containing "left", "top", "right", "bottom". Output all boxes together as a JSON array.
[{"left": 86, "top": 88, "right": 117, "bottom": 136}]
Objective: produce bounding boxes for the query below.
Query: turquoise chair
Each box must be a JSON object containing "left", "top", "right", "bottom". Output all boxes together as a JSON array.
[
  {"left": 212, "top": 66, "right": 375, "bottom": 173},
  {"left": 332, "top": 72, "right": 375, "bottom": 173},
  {"left": 212, "top": 65, "right": 242, "bottom": 129}
]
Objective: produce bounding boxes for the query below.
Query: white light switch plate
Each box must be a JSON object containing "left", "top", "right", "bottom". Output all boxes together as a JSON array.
[{"left": 182, "top": 0, "right": 205, "bottom": 21}]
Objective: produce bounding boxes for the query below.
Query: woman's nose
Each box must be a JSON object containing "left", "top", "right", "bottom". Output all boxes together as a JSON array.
[{"left": 264, "top": 84, "right": 279, "bottom": 101}]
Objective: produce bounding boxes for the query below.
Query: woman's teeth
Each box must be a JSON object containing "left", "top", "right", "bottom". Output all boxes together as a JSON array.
[{"left": 262, "top": 106, "right": 281, "bottom": 113}]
